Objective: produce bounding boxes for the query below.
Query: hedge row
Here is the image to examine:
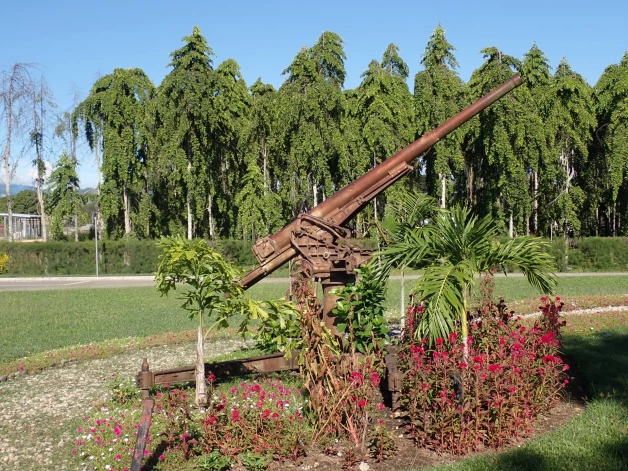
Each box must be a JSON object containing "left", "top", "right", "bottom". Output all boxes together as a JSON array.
[{"left": 0, "top": 237, "right": 626, "bottom": 276}]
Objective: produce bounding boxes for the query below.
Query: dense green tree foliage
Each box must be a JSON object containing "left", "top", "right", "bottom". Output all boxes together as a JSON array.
[
  {"left": 6, "top": 26, "right": 627, "bottom": 243},
  {"left": 75, "top": 68, "right": 155, "bottom": 238},
  {"left": 414, "top": 25, "right": 465, "bottom": 208}
]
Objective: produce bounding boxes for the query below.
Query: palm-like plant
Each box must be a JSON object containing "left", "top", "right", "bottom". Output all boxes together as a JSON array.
[
  {"left": 383, "top": 205, "right": 557, "bottom": 357},
  {"left": 378, "top": 190, "right": 438, "bottom": 319}
]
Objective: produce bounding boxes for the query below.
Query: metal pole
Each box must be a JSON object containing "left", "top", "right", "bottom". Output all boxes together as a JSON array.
[{"left": 94, "top": 213, "right": 99, "bottom": 276}]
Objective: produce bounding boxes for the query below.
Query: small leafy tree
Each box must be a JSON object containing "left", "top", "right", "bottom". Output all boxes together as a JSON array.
[{"left": 156, "top": 236, "right": 244, "bottom": 406}]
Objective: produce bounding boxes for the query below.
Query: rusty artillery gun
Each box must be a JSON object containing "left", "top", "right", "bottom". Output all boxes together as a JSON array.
[{"left": 131, "top": 75, "right": 523, "bottom": 470}]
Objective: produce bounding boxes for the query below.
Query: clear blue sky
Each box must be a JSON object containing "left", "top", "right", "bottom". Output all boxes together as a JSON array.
[{"left": 2, "top": 0, "right": 626, "bottom": 189}]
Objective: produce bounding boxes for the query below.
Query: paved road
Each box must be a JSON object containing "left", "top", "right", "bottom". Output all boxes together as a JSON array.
[{"left": 1, "top": 271, "right": 627, "bottom": 292}]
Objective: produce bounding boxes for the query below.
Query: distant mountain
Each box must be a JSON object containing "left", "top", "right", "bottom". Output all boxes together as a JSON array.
[
  {"left": 0, "top": 185, "right": 96, "bottom": 198},
  {"left": 0, "top": 184, "right": 36, "bottom": 197}
]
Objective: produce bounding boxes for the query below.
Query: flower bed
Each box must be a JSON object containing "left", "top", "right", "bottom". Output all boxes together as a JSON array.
[
  {"left": 399, "top": 298, "right": 569, "bottom": 454},
  {"left": 72, "top": 375, "right": 310, "bottom": 470}
]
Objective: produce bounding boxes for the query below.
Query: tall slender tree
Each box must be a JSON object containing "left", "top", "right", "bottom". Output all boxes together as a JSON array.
[
  {"left": 546, "top": 59, "right": 596, "bottom": 239},
  {"left": 414, "top": 25, "right": 465, "bottom": 208},
  {"left": 155, "top": 26, "right": 215, "bottom": 239},
  {"left": 76, "top": 68, "right": 155, "bottom": 237},
  {"left": 277, "top": 32, "right": 347, "bottom": 218},
  {"left": 30, "top": 77, "right": 56, "bottom": 241},
  {"left": 46, "top": 152, "right": 83, "bottom": 240},
  {"left": 1, "top": 63, "right": 33, "bottom": 241},
  {"left": 521, "top": 43, "right": 553, "bottom": 235},
  {"left": 466, "top": 47, "right": 538, "bottom": 236},
  {"left": 357, "top": 43, "right": 415, "bottom": 229},
  {"left": 210, "top": 58, "right": 251, "bottom": 238},
  {"left": 593, "top": 53, "right": 628, "bottom": 235}
]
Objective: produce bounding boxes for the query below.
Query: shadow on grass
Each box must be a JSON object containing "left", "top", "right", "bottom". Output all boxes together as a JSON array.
[
  {"left": 474, "top": 331, "right": 628, "bottom": 471},
  {"left": 429, "top": 330, "right": 628, "bottom": 471}
]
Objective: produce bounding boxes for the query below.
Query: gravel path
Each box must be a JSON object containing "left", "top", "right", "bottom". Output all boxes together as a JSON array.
[{"left": 0, "top": 338, "right": 250, "bottom": 470}]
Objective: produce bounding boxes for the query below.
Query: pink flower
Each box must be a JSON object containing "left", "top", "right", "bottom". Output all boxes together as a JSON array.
[
  {"left": 231, "top": 410, "right": 240, "bottom": 421},
  {"left": 114, "top": 454, "right": 122, "bottom": 461},
  {"left": 262, "top": 409, "right": 271, "bottom": 419},
  {"left": 159, "top": 454, "right": 165, "bottom": 460},
  {"left": 358, "top": 399, "right": 368, "bottom": 408},
  {"left": 231, "top": 387, "right": 239, "bottom": 394},
  {"left": 71, "top": 449, "right": 76, "bottom": 455},
  {"left": 114, "top": 427, "right": 121, "bottom": 437},
  {"left": 448, "top": 332, "right": 458, "bottom": 344}
]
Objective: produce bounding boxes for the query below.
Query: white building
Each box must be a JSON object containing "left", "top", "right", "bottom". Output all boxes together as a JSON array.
[{"left": 0, "top": 213, "right": 42, "bottom": 240}]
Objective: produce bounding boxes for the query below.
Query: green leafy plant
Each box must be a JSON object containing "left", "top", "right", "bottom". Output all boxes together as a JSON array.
[
  {"left": 156, "top": 235, "right": 245, "bottom": 406},
  {"left": 198, "top": 450, "right": 232, "bottom": 471},
  {"left": 331, "top": 259, "right": 390, "bottom": 354},
  {"left": 239, "top": 451, "right": 272, "bottom": 470},
  {"left": 254, "top": 299, "right": 302, "bottom": 355}
]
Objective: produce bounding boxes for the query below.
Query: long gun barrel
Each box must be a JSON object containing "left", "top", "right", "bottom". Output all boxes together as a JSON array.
[{"left": 239, "top": 74, "right": 523, "bottom": 289}]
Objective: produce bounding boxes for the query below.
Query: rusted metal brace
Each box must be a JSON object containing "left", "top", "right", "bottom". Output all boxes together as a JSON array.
[{"left": 130, "top": 396, "right": 155, "bottom": 471}]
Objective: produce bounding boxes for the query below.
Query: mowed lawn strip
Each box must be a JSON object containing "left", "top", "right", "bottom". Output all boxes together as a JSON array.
[
  {"left": 421, "top": 313, "right": 628, "bottom": 471},
  {"left": 1, "top": 275, "right": 627, "bottom": 364}
]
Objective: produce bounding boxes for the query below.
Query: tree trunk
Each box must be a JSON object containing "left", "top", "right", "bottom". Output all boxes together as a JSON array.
[
  {"left": 400, "top": 269, "right": 405, "bottom": 330},
  {"left": 3, "top": 101, "right": 13, "bottom": 242},
  {"left": 123, "top": 185, "right": 131, "bottom": 234},
  {"left": 95, "top": 139, "right": 103, "bottom": 239},
  {"left": 36, "top": 185, "right": 47, "bottom": 241},
  {"left": 207, "top": 193, "right": 215, "bottom": 239},
  {"left": 3, "top": 154, "right": 12, "bottom": 242},
  {"left": 262, "top": 137, "right": 268, "bottom": 192},
  {"left": 440, "top": 173, "right": 446, "bottom": 209},
  {"left": 195, "top": 321, "right": 207, "bottom": 407},
  {"left": 534, "top": 171, "right": 538, "bottom": 235},
  {"left": 509, "top": 211, "right": 514, "bottom": 238},
  {"left": 313, "top": 181, "right": 318, "bottom": 207},
  {"left": 75, "top": 214, "right": 79, "bottom": 242}
]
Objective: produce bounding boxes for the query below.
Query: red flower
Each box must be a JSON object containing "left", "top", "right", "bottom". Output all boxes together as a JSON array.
[
  {"left": 436, "top": 337, "right": 444, "bottom": 346},
  {"left": 488, "top": 364, "right": 502, "bottom": 373},
  {"left": 540, "top": 332, "right": 557, "bottom": 344},
  {"left": 411, "top": 346, "right": 424, "bottom": 354},
  {"left": 358, "top": 399, "right": 368, "bottom": 408},
  {"left": 350, "top": 371, "right": 364, "bottom": 385},
  {"left": 542, "top": 355, "right": 559, "bottom": 363},
  {"left": 448, "top": 332, "right": 458, "bottom": 344},
  {"left": 473, "top": 356, "right": 484, "bottom": 365},
  {"left": 231, "top": 410, "right": 241, "bottom": 421},
  {"left": 262, "top": 409, "right": 271, "bottom": 419},
  {"left": 370, "top": 373, "right": 381, "bottom": 387}
]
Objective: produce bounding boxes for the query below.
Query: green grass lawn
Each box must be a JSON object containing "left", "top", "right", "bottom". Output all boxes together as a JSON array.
[
  {"left": 422, "top": 320, "right": 628, "bottom": 471},
  {"left": 1, "top": 275, "right": 626, "bottom": 364}
]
